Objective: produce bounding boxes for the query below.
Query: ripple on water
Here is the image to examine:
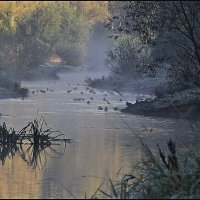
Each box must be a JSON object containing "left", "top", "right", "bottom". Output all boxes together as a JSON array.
[{"left": 0, "top": 72, "right": 194, "bottom": 199}]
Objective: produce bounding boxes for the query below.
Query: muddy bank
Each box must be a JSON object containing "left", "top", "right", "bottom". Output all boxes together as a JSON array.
[
  {"left": 0, "top": 87, "right": 28, "bottom": 99},
  {"left": 86, "top": 75, "right": 200, "bottom": 119},
  {"left": 122, "top": 88, "right": 200, "bottom": 120},
  {"left": 0, "top": 64, "right": 70, "bottom": 99}
]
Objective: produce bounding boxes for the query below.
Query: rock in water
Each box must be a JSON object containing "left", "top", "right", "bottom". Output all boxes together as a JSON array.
[
  {"left": 98, "top": 106, "right": 103, "bottom": 110},
  {"left": 113, "top": 107, "right": 119, "bottom": 111}
]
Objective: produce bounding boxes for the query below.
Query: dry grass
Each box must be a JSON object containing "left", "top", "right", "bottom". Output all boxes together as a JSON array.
[
  {"left": 92, "top": 123, "right": 200, "bottom": 199},
  {"left": 0, "top": 116, "right": 73, "bottom": 168}
]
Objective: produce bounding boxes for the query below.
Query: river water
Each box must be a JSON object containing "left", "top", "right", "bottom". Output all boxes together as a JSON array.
[{"left": 0, "top": 71, "right": 195, "bottom": 199}]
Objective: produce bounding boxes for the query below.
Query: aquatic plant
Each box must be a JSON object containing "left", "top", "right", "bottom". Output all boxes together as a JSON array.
[
  {"left": 0, "top": 116, "right": 73, "bottom": 168},
  {"left": 92, "top": 124, "right": 200, "bottom": 199}
]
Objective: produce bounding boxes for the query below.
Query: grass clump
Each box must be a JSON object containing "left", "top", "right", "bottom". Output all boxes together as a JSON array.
[
  {"left": 93, "top": 124, "right": 200, "bottom": 199},
  {"left": 0, "top": 116, "right": 73, "bottom": 168},
  {"left": 0, "top": 75, "right": 29, "bottom": 98}
]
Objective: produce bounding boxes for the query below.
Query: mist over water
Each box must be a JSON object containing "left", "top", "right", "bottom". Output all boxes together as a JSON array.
[
  {"left": 82, "top": 25, "right": 167, "bottom": 96},
  {"left": 0, "top": 2, "right": 199, "bottom": 199},
  {"left": 0, "top": 23, "right": 195, "bottom": 199},
  {"left": 0, "top": 14, "right": 195, "bottom": 200},
  {"left": 0, "top": 68, "right": 194, "bottom": 198},
  {"left": 85, "top": 24, "right": 113, "bottom": 73}
]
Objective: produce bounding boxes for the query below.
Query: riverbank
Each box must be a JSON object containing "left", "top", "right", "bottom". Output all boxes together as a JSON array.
[
  {"left": 0, "top": 76, "right": 28, "bottom": 99},
  {"left": 121, "top": 88, "right": 200, "bottom": 120},
  {"left": 0, "top": 87, "right": 28, "bottom": 99},
  {"left": 0, "top": 63, "right": 71, "bottom": 99},
  {"left": 86, "top": 75, "right": 200, "bottom": 119},
  {"left": 94, "top": 136, "right": 200, "bottom": 199},
  {"left": 0, "top": 63, "right": 70, "bottom": 81}
]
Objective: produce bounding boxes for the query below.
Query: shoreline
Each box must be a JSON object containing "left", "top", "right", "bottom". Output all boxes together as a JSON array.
[
  {"left": 121, "top": 101, "right": 200, "bottom": 120},
  {"left": 0, "top": 63, "right": 71, "bottom": 100},
  {"left": 0, "top": 87, "right": 29, "bottom": 100}
]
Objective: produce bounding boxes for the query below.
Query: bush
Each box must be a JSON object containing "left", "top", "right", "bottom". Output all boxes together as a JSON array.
[
  {"left": 0, "top": 74, "right": 28, "bottom": 97},
  {"left": 85, "top": 75, "right": 115, "bottom": 89},
  {"left": 106, "top": 36, "right": 154, "bottom": 79}
]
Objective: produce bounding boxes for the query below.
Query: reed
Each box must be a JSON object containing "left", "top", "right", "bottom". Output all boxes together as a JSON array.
[
  {"left": 92, "top": 123, "right": 200, "bottom": 199},
  {"left": 0, "top": 116, "right": 72, "bottom": 167}
]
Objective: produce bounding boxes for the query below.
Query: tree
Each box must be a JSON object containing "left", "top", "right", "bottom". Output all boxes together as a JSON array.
[
  {"left": 0, "top": 1, "right": 110, "bottom": 71},
  {"left": 107, "top": 1, "right": 200, "bottom": 92},
  {"left": 106, "top": 35, "right": 152, "bottom": 78},
  {"left": 16, "top": 3, "right": 62, "bottom": 68},
  {"left": 55, "top": 2, "right": 90, "bottom": 66},
  {"left": 0, "top": 2, "right": 17, "bottom": 70},
  {"left": 69, "top": 1, "right": 110, "bottom": 25}
]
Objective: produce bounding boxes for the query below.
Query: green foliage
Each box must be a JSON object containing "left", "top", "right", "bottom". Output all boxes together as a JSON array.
[
  {"left": 0, "top": 1, "right": 110, "bottom": 80},
  {"left": 16, "top": 3, "right": 62, "bottom": 68},
  {"left": 0, "top": 2, "right": 15, "bottom": 33},
  {"left": 106, "top": 36, "right": 153, "bottom": 78},
  {"left": 55, "top": 3, "right": 90, "bottom": 66},
  {"left": 0, "top": 2, "right": 17, "bottom": 70},
  {"left": 15, "top": 2, "right": 90, "bottom": 68}
]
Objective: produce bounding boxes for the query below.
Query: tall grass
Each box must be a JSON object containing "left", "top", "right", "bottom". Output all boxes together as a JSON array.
[
  {"left": 0, "top": 116, "right": 72, "bottom": 168},
  {"left": 0, "top": 75, "right": 29, "bottom": 97},
  {"left": 92, "top": 123, "right": 200, "bottom": 199}
]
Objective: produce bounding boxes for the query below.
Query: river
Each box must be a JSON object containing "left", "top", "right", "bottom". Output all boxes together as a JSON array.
[{"left": 0, "top": 70, "right": 194, "bottom": 199}]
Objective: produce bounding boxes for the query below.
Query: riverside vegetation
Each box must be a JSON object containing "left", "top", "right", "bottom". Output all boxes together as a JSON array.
[
  {"left": 0, "top": 116, "right": 74, "bottom": 169},
  {"left": 0, "top": 1, "right": 109, "bottom": 98},
  {"left": 86, "top": 1, "right": 200, "bottom": 119},
  {"left": 1, "top": 1, "right": 200, "bottom": 199},
  {"left": 92, "top": 122, "right": 200, "bottom": 199}
]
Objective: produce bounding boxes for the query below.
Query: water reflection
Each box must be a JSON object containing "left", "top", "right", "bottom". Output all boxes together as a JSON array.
[
  {"left": 0, "top": 156, "right": 41, "bottom": 199},
  {"left": 19, "top": 144, "right": 52, "bottom": 170},
  {"left": 0, "top": 72, "right": 194, "bottom": 199},
  {"left": 0, "top": 140, "right": 68, "bottom": 199},
  {"left": 0, "top": 140, "right": 65, "bottom": 170},
  {"left": 0, "top": 143, "right": 18, "bottom": 166}
]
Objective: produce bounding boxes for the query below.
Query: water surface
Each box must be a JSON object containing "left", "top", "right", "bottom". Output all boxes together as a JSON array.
[{"left": 0, "top": 71, "right": 194, "bottom": 198}]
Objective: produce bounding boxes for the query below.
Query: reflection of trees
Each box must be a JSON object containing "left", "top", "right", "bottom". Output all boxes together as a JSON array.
[
  {"left": 0, "top": 142, "right": 66, "bottom": 169},
  {"left": 19, "top": 143, "right": 66, "bottom": 170},
  {"left": 0, "top": 117, "right": 72, "bottom": 169},
  {"left": 20, "top": 143, "right": 49, "bottom": 170},
  {"left": 0, "top": 143, "right": 18, "bottom": 165}
]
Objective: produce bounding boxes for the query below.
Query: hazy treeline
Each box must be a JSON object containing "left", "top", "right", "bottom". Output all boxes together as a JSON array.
[{"left": 0, "top": 1, "right": 109, "bottom": 72}]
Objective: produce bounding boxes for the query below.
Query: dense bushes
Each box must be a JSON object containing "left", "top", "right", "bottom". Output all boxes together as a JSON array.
[
  {"left": 106, "top": 36, "right": 155, "bottom": 79},
  {"left": 0, "top": 74, "right": 28, "bottom": 97},
  {"left": 0, "top": 1, "right": 109, "bottom": 79},
  {"left": 104, "top": 1, "right": 200, "bottom": 97},
  {"left": 0, "top": 1, "right": 110, "bottom": 97},
  {"left": 16, "top": 2, "right": 90, "bottom": 68}
]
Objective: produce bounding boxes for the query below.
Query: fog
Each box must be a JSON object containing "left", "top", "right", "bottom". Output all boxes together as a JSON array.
[
  {"left": 85, "top": 24, "right": 113, "bottom": 73},
  {"left": 0, "top": 2, "right": 199, "bottom": 199},
  {"left": 82, "top": 24, "right": 168, "bottom": 97}
]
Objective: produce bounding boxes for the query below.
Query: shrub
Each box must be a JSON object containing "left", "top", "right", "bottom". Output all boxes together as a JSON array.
[{"left": 106, "top": 35, "right": 155, "bottom": 79}]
